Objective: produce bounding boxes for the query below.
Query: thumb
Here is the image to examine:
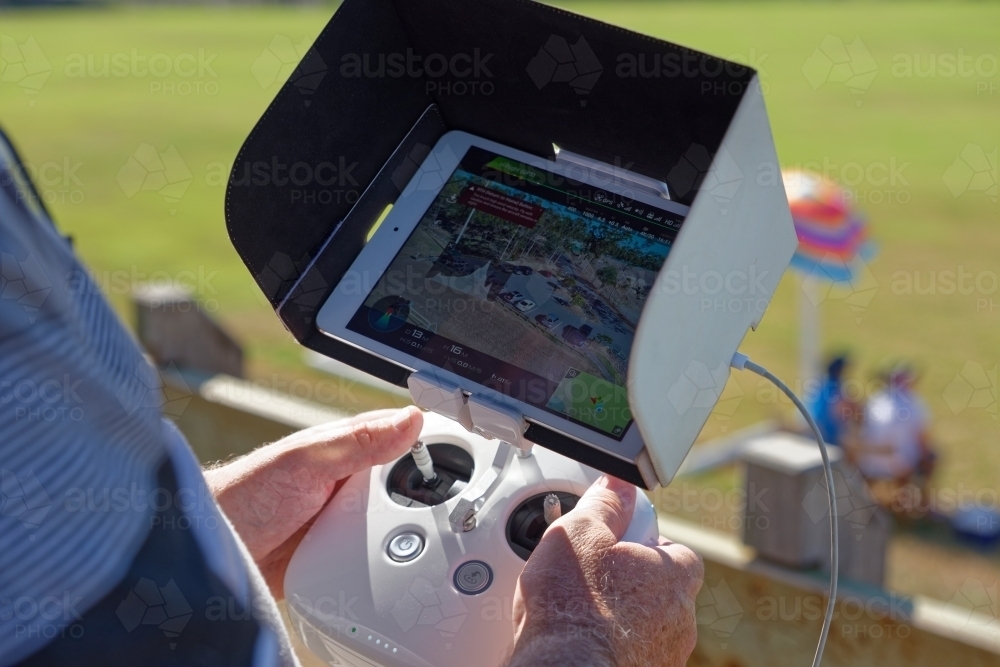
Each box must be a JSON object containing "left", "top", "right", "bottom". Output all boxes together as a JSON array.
[
  {"left": 324, "top": 406, "right": 424, "bottom": 474},
  {"left": 564, "top": 474, "right": 636, "bottom": 543}
]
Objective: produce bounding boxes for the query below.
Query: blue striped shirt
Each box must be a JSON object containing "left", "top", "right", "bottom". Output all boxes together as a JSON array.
[{"left": 0, "top": 129, "right": 293, "bottom": 666}]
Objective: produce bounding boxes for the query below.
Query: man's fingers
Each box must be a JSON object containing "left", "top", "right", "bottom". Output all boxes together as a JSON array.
[
  {"left": 336, "top": 408, "right": 410, "bottom": 428},
  {"left": 318, "top": 406, "right": 423, "bottom": 475},
  {"left": 350, "top": 405, "right": 424, "bottom": 466},
  {"left": 654, "top": 542, "right": 704, "bottom": 599},
  {"left": 561, "top": 474, "right": 636, "bottom": 543}
]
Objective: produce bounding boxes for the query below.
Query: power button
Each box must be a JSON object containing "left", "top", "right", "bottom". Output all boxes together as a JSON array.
[
  {"left": 388, "top": 533, "right": 424, "bottom": 562},
  {"left": 454, "top": 561, "right": 493, "bottom": 595}
]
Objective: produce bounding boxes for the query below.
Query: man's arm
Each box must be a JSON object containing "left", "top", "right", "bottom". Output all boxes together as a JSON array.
[{"left": 506, "top": 476, "right": 703, "bottom": 667}]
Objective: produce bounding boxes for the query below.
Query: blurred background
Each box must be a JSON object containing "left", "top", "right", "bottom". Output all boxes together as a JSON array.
[{"left": 1, "top": 1, "right": 998, "bottom": 664}]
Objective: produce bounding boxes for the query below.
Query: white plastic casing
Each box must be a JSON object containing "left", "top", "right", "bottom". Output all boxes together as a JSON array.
[
  {"left": 629, "top": 80, "right": 798, "bottom": 487},
  {"left": 284, "top": 411, "right": 657, "bottom": 667}
]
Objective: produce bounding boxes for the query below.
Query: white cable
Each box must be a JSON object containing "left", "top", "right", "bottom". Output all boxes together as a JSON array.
[{"left": 732, "top": 352, "right": 838, "bottom": 667}]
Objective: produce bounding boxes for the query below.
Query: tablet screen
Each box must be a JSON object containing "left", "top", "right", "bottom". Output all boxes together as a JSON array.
[{"left": 347, "top": 146, "right": 684, "bottom": 439}]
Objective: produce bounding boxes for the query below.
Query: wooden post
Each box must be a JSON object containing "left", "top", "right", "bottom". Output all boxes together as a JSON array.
[
  {"left": 741, "top": 432, "right": 891, "bottom": 587},
  {"left": 133, "top": 284, "right": 244, "bottom": 378}
]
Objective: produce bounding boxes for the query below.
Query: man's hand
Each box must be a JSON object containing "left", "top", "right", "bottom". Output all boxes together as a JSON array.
[
  {"left": 507, "top": 475, "right": 703, "bottom": 667},
  {"left": 204, "top": 406, "right": 423, "bottom": 599}
]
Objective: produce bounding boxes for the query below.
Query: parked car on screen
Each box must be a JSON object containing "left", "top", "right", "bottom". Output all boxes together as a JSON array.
[
  {"left": 500, "top": 291, "right": 524, "bottom": 302},
  {"left": 561, "top": 323, "right": 592, "bottom": 347},
  {"left": 515, "top": 265, "right": 533, "bottom": 275},
  {"left": 535, "top": 313, "right": 560, "bottom": 330},
  {"left": 539, "top": 270, "right": 554, "bottom": 278},
  {"left": 515, "top": 299, "right": 536, "bottom": 312}
]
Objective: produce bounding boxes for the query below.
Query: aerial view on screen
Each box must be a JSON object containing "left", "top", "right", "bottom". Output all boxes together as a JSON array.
[{"left": 348, "top": 147, "right": 685, "bottom": 438}]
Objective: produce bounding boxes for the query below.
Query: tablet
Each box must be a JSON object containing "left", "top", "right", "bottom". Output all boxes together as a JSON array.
[{"left": 316, "top": 131, "right": 690, "bottom": 463}]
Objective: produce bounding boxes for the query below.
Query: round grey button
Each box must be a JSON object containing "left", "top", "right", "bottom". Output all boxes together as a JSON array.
[
  {"left": 388, "top": 533, "right": 423, "bottom": 562},
  {"left": 454, "top": 561, "right": 492, "bottom": 595}
]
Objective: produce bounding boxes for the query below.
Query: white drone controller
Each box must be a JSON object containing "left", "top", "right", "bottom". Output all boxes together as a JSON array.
[{"left": 284, "top": 410, "right": 658, "bottom": 667}]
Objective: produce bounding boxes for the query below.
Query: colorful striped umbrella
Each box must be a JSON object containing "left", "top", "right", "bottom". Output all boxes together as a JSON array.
[
  {"left": 782, "top": 169, "right": 877, "bottom": 384},
  {"left": 783, "top": 169, "right": 875, "bottom": 282}
]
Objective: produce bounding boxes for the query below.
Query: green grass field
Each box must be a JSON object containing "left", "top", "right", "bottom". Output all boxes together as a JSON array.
[{"left": 1, "top": 2, "right": 998, "bottom": 499}]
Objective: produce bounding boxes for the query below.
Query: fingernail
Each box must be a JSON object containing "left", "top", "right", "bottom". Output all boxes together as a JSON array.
[
  {"left": 391, "top": 407, "right": 413, "bottom": 431},
  {"left": 596, "top": 474, "right": 610, "bottom": 488}
]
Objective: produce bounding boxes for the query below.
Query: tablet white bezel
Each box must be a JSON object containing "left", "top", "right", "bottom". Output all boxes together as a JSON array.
[{"left": 316, "top": 130, "right": 690, "bottom": 463}]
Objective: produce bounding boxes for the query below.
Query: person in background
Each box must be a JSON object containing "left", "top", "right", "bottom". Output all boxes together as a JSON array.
[
  {"left": 852, "top": 363, "right": 937, "bottom": 516},
  {"left": 808, "top": 354, "right": 858, "bottom": 447}
]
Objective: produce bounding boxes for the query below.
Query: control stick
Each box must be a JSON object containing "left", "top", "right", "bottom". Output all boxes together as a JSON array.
[
  {"left": 542, "top": 493, "right": 561, "bottom": 525},
  {"left": 410, "top": 440, "right": 437, "bottom": 484}
]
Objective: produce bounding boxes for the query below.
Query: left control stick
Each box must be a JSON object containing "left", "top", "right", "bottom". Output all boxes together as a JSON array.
[{"left": 410, "top": 440, "right": 437, "bottom": 484}]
